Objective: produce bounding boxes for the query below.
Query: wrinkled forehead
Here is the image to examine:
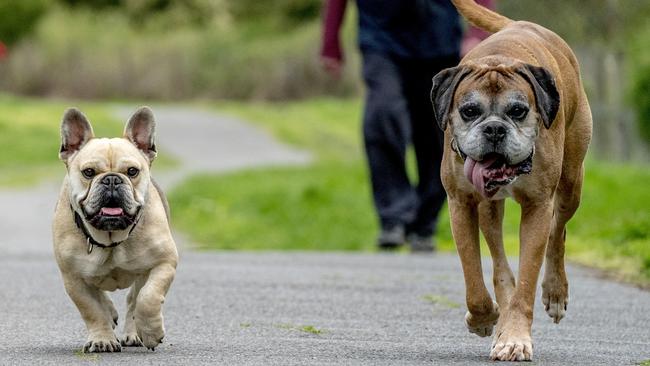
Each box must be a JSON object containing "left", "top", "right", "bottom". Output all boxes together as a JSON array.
[
  {"left": 455, "top": 69, "right": 534, "bottom": 106},
  {"left": 73, "top": 138, "right": 146, "bottom": 168}
]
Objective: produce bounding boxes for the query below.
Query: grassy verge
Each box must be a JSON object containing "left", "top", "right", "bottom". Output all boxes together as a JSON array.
[
  {"left": 0, "top": 94, "right": 176, "bottom": 187},
  {"left": 169, "top": 98, "right": 650, "bottom": 283}
]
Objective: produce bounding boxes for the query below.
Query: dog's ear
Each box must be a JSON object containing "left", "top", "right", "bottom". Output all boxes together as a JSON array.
[
  {"left": 516, "top": 64, "right": 560, "bottom": 129},
  {"left": 431, "top": 66, "right": 472, "bottom": 131},
  {"left": 124, "top": 106, "right": 157, "bottom": 162},
  {"left": 60, "top": 108, "right": 94, "bottom": 162}
]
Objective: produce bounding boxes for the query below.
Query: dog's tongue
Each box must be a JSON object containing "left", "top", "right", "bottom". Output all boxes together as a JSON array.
[
  {"left": 100, "top": 207, "right": 124, "bottom": 216},
  {"left": 463, "top": 156, "right": 499, "bottom": 198}
]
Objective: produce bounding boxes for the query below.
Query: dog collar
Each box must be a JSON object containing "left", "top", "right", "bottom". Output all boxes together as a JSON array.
[
  {"left": 451, "top": 138, "right": 468, "bottom": 161},
  {"left": 72, "top": 207, "right": 140, "bottom": 254}
]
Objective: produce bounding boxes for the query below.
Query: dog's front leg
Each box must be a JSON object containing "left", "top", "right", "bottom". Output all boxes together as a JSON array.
[
  {"left": 449, "top": 197, "right": 499, "bottom": 337},
  {"left": 135, "top": 262, "right": 176, "bottom": 350},
  {"left": 62, "top": 274, "right": 121, "bottom": 352},
  {"left": 490, "top": 201, "right": 553, "bottom": 361}
]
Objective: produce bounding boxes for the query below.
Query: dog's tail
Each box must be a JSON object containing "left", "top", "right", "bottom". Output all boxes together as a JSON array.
[{"left": 451, "top": 0, "right": 512, "bottom": 34}]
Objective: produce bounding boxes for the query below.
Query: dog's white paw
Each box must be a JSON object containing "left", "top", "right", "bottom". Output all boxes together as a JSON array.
[
  {"left": 120, "top": 334, "right": 144, "bottom": 347},
  {"left": 464, "top": 302, "right": 499, "bottom": 337},
  {"left": 83, "top": 334, "right": 121, "bottom": 353},
  {"left": 542, "top": 278, "right": 569, "bottom": 324},
  {"left": 490, "top": 326, "right": 533, "bottom": 362},
  {"left": 136, "top": 316, "right": 165, "bottom": 351},
  {"left": 490, "top": 337, "right": 533, "bottom": 361}
]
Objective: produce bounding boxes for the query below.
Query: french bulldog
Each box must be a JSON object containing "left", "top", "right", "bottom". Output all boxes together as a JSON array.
[{"left": 52, "top": 107, "right": 178, "bottom": 353}]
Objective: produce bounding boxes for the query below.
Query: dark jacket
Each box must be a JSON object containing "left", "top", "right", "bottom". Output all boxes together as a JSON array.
[{"left": 321, "top": 0, "right": 493, "bottom": 60}]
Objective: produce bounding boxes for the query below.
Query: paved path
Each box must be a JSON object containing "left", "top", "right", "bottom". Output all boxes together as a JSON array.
[
  {"left": 0, "top": 106, "right": 648, "bottom": 365},
  {"left": 113, "top": 106, "right": 311, "bottom": 188}
]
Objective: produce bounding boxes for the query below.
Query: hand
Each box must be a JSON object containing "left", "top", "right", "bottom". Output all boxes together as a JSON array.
[
  {"left": 461, "top": 37, "right": 482, "bottom": 57},
  {"left": 321, "top": 56, "right": 343, "bottom": 79}
]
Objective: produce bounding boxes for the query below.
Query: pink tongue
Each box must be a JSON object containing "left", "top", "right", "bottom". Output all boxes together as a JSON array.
[
  {"left": 101, "top": 207, "right": 124, "bottom": 216},
  {"left": 463, "top": 156, "right": 498, "bottom": 198}
]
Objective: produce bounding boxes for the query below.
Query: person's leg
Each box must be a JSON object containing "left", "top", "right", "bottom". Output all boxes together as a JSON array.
[
  {"left": 404, "top": 55, "right": 460, "bottom": 249},
  {"left": 361, "top": 52, "right": 416, "bottom": 248}
]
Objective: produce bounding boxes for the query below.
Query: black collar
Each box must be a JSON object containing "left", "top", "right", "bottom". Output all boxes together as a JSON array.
[
  {"left": 451, "top": 138, "right": 468, "bottom": 161},
  {"left": 72, "top": 207, "right": 139, "bottom": 254}
]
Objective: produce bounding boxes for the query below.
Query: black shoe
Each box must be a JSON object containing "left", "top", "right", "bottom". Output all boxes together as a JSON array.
[
  {"left": 377, "top": 225, "right": 405, "bottom": 251},
  {"left": 407, "top": 234, "right": 436, "bottom": 253}
]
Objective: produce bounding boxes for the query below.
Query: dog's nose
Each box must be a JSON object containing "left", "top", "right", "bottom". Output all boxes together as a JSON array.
[
  {"left": 483, "top": 122, "right": 507, "bottom": 142},
  {"left": 101, "top": 174, "right": 123, "bottom": 188}
]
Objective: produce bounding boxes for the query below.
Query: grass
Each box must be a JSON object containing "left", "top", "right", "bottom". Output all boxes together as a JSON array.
[
  {"left": 421, "top": 294, "right": 462, "bottom": 309},
  {"left": 274, "top": 323, "right": 325, "bottom": 335},
  {"left": 0, "top": 94, "right": 177, "bottom": 187},
  {"left": 169, "top": 98, "right": 650, "bottom": 283},
  {"left": 0, "top": 94, "right": 122, "bottom": 186}
]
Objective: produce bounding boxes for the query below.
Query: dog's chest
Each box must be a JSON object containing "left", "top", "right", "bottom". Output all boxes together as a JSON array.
[
  {"left": 86, "top": 267, "right": 138, "bottom": 291},
  {"left": 491, "top": 184, "right": 515, "bottom": 200},
  {"left": 76, "top": 248, "right": 149, "bottom": 291}
]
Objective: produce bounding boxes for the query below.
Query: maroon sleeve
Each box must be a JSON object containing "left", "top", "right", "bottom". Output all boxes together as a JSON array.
[
  {"left": 320, "top": 0, "right": 348, "bottom": 61},
  {"left": 465, "top": 0, "right": 494, "bottom": 40}
]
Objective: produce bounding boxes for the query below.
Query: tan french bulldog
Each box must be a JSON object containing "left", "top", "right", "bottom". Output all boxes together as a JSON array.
[
  {"left": 431, "top": 0, "right": 592, "bottom": 361},
  {"left": 52, "top": 107, "right": 178, "bottom": 353}
]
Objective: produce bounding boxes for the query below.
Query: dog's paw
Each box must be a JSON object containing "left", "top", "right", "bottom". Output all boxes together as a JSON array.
[
  {"left": 83, "top": 335, "right": 122, "bottom": 353},
  {"left": 490, "top": 324, "right": 533, "bottom": 361},
  {"left": 464, "top": 302, "right": 499, "bottom": 337},
  {"left": 490, "top": 336, "right": 533, "bottom": 361},
  {"left": 136, "top": 318, "right": 165, "bottom": 351},
  {"left": 137, "top": 328, "right": 164, "bottom": 351},
  {"left": 542, "top": 277, "right": 568, "bottom": 324},
  {"left": 120, "top": 334, "right": 144, "bottom": 347}
]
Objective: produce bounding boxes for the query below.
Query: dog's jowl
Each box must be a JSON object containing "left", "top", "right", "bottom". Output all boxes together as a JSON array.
[
  {"left": 52, "top": 107, "right": 178, "bottom": 353},
  {"left": 431, "top": 0, "right": 592, "bottom": 361}
]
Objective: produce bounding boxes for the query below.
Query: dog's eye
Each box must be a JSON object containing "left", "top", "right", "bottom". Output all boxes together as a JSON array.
[
  {"left": 127, "top": 167, "right": 140, "bottom": 178},
  {"left": 82, "top": 168, "right": 96, "bottom": 179},
  {"left": 507, "top": 105, "right": 529, "bottom": 120},
  {"left": 459, "top": 105, "right": 482, "bottom": 121}
]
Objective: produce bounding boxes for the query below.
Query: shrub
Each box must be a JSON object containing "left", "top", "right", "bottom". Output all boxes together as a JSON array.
[
  {"left": 0, "top": 0, "right": 49, "bottom": 45},
  {"left": 628, "top": 27, "right": 650, "bottom": 143},
  {"left": 0, "top": 4, "right": 359, "bottom": 100}
]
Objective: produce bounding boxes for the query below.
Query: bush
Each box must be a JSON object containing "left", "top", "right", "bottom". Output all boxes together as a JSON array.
[
  {"left": 629, "top": 28, "right": 650, "bottom": 143},
  {"left": 0, "top": 4, "right": 359, "bottom": 100},
  {"left": 0, "top": 0, "right": 49, "bottom": 45}
]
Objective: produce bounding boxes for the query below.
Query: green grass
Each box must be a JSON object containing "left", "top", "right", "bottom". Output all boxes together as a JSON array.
[
  {"left": 170, "top": 163, "right": 376, "bottom": 251},
  {"left": 421, "top": 294, "right": 462, "bottom": 309},
  {"left": 0, "top": 94, "right": 122, "bottom": 186},
  {"left": 274, "top": 323, "right": 325, "bottom": 335},
  {"left": 0, "top": 94, "right": 177, "bottom": 187},
  {"left": 169, "top": 98, "right": 650, "bottom": 283}
]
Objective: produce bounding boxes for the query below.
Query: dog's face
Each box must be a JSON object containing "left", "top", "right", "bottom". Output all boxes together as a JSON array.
[
  {"left": 60, "top": 107, "right": 157, "bottom": 232},
  {"left": 431, "top": 61, "right": 560, "bottom": 197}
]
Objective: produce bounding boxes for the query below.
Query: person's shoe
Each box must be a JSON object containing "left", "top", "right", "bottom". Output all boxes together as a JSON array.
[
  {"left": 407, "top": 234, "right": 436, "bottom": 253},
  {"left": 377, "top": 225, "right": 405, "bottom": 251}
]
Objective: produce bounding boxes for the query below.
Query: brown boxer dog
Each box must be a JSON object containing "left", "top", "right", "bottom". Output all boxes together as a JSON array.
[{"left": 431, "top": 0, "right": 592, "bottom": 361}]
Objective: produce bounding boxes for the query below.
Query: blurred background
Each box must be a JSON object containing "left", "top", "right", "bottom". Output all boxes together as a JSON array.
[{"left": 0, "top": 0, "right": 648, "bottom": 283}]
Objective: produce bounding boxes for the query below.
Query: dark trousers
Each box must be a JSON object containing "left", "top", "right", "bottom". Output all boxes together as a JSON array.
[{"left": 361, "top": 51, "right": 459, "bottom": 236}]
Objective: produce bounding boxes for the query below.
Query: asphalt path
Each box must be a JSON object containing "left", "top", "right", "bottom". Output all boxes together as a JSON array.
[{"left": 0, "top": 106, "right": 648, "bottom": 365}]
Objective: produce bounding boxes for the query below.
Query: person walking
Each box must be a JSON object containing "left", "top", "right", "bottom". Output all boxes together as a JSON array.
[{"left": 321, "top": 0, "right": 493, "bottom": 252}]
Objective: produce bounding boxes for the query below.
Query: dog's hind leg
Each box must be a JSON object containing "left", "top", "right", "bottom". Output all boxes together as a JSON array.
[
  {"left": 120, "top": 276, "right": 146, "bottom": 347},
  {"left": 541, "top": 174, "right": 581, "bottom": 324},
  {"left": 479, "top": 200, "right": 515, "bottom": 311},
  {"left": 449, "top": 197, "right": 499, "bottom": 337},
  {"left": 542, "top": 98, "right": 591, "bottom": 324},
  {"left": 98, "top": 292, "right": 118, "bottom": 329}
]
